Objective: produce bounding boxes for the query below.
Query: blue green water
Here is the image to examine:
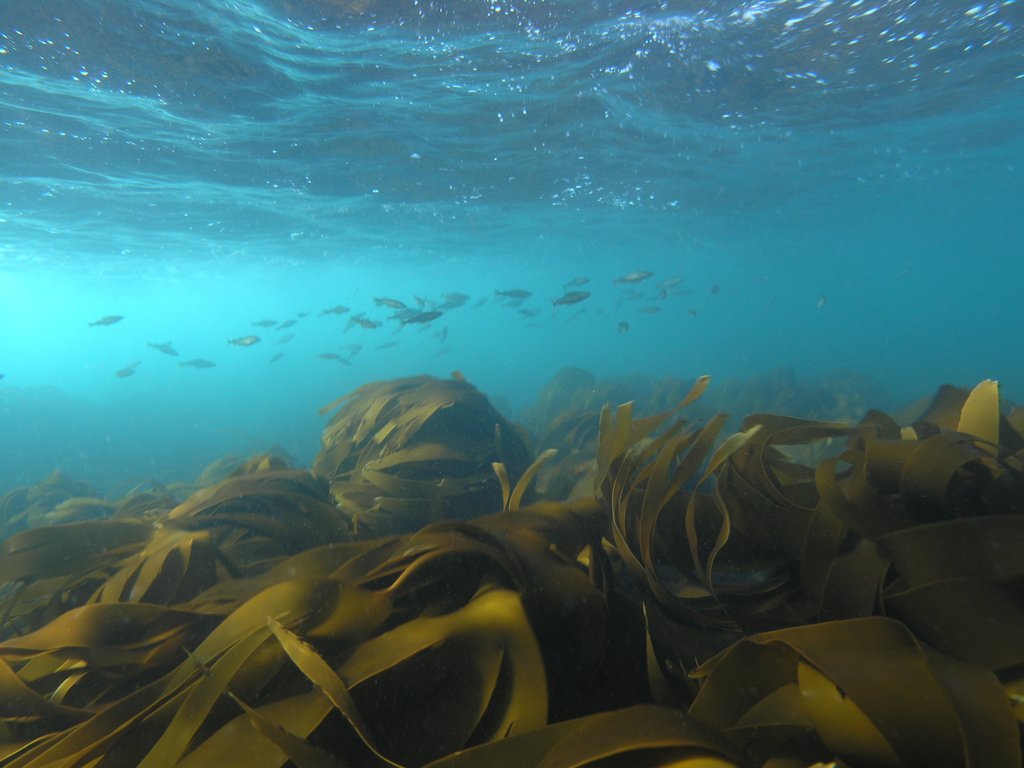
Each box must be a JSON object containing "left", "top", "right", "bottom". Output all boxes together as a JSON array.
[{"left": 1, "top": 0, "right": 1023, "bottom": 489}]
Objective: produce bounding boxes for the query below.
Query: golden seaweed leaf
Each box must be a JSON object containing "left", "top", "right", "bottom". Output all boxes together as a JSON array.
[
  {"left": 421, "top": 704, "right": 746, "bottom": 768},
  {"left": 266, "top": 618, "right": 401, "bottom": 767},
  {"left": 957, "top": 379, "right": 1000, "bottom": 445},
  {"left": 90, "top": 527, "right": 220, "bottom": 606},
  {"left": 0, "top": 520, "right": 156, "bottom": 637},
  {"left": 226, "top": 689, "right": 346, "bottom": 768},
  {"left": 689, "top": 617, "right": 1019, "bottom": 768},
  {"left": 0, "top": 521, "right": 153, "bottom": 585},
  {"left": 339, "top": 587, "right": 548, "bottom": 765},
  {"left": 0, "top": 472, "right": 101, "bottom": 537}
]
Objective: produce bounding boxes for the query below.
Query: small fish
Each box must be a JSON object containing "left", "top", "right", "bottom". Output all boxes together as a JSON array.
[
  {"left": 340, "top": 343, "right": 363, "bottom": 357},
  {"left": 518, "top": 308, "right": 540, "bottom": 317},
  {"left": 711, "top": 283, "right": 720, "bottom": 294},
  {"left": 88, "top": 315, "right": 123, "bottom": 327},
  {"left": 296, "top": 312, "right": 309, "bottom": 318},
  {"left": 376, "top": 340, "right": 400, "bottom": 350},
  {"left": 180, "top": 358, "right": 216, "bottom": 368},
  {"left": 115, "top": 361, "right": 141, "bottom": 378},
  {"left": 374, "top": 297, "right": 407, "bottom": 309},
  {"left": 552, "top": 290, "right": 591, "bottom": 307},
  {"left": 687, "top": 308, "right": 698, "bottom": 318},
  {"left": 229, "top": 335, "right": 261, "bottom": 347},
  {"left": 436, "top": 326, "right": 448, "bottom": 343},
  {"left": 275, "top": 333, "right": 296, "bottom": 345},
  {"left": 658, "top": 277, "right": 683, "bottom": 289},
  {"left": 316, "top": 352, "right": 351, "bottom": 364},
  {"left": 401, "top": 310, "right": 443, "bottom": 325},
  {"left": 439, "top": 293, "right": 469, "bottom": 309},
  {"left": 639, "top": 306, "right": 661, "bottom": 314},
  {"left": 0, "top": 373, "right": 4, "bottom": 381},
  {"left": 816, "top": 294, "right": 827, "bottom": 310},
  {"left": 348, "top": 317, "right": 381, "bottom": 330},
  {"left": 390, "top": 308, "right": 421, "bottom": 323},
  {"left": 613, "top": 271, "right": 653, "bottom": 284},
  {"left": 320, "top": 305, "right": 350, "bottom": 316},
  {"left": 251, "top": 319, "right": 277, "bottom": 328},
  {"left": 495, "top": 289, "right": 532, "bottom": 299},
  {"left": 147, "top": 341, "right": 179, "bottom": 357},
  {"left": 269, "top": 353, "right": 284, "bottom": 363},
  {"left": 617, "top": 321, "right": 630, "bottom": 333},
  {"left": 563, "top": 276, "right": 590, "bottom": 288},
  {"left": 278, "top": 319, "right": 297, "bottom": 329}
]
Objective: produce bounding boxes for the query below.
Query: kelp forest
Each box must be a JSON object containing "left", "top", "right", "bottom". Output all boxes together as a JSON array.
[{"left": 1, "top": 371, "right": 1022, "bottom": 768}]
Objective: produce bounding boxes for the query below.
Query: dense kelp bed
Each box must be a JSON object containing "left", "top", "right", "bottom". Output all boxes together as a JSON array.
[{"left": 0, "top": 373, "right": 1022, "bottom": 768}]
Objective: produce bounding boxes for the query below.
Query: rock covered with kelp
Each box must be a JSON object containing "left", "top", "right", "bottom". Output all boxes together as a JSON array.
[
  {"left": 313, "top": 374, "right": 532, "bottom": 535},
  {"left": 0, "top": 373, "right": 1022, "bottom": 767}
]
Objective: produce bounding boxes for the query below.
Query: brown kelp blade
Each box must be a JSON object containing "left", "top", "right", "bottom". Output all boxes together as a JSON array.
[
  {"left": 422, "top": 704, "right": 745, "bottom": 768},
  {"left": 689, "top": 616, "right": 1018, "bottom": 768}
]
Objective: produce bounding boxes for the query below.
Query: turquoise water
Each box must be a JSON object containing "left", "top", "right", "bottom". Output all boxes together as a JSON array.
[{"left": 1, "top": 0, "right": 1023, "bottom": 489}]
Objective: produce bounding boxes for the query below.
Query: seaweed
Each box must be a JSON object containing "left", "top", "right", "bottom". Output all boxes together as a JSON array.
[
  {"left": 0, "top": 375, "right": 1021, "bottom": 767},
  {"left": 313, "top": 375, "right": 532, "bottom": 535}
]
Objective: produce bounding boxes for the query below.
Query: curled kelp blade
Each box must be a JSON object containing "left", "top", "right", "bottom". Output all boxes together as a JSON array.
[
  {"left": 421, "top": 704, "right": 746, "bottom": 768},
  {"left": 226, "top": 689, "right": 349, "bottom": 768},
  {"left": 532, "top": 410, "right": 603, "bottom": 501},
  {"left": 0, "top": 471, "right": 101, "bottom": 537},
  {"left": 688, "top": 616, "right": 1019, "bottom": 768},
  {"left": 0, "top": 603, "right": 216, "bottom": 671},
  {"left": 0, "top": 520, "right": 153, "bottom": 586},
  {"left": 36, "top": 497, "right": 117, "bottom": 526},
  {"left": 0, "top": 520, "right": 156, "bottom": 638},
  {"left": 875, "top": 515, "right": 1024, "bottom": 672},
  {"left": 338, "top": 587, "right": 548, "bottom": 766},
  {"left": 597, "top": 395, "right": 780, "bottom": 634},
  {"left": 90, "top": 526, "right": 220, "bottom": 606},
  {"left": 173, "top": 571, "right": 554, "bottom": 768}
]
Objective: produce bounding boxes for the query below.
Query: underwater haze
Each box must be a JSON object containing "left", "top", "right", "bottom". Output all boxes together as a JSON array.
[{"left": 1, "top": 0, "right": 1023, "bottom": 490}]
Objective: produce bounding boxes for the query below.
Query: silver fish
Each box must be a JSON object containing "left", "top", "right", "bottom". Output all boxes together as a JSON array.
[
  {"left": 401, "top": 310, "right": 443, "bottom": 325},
  {"left": 89, "top": 315, "right": 123, "bottom": 327},
  {"left": 147, "top": 341, "right": 179, "bottom": 357},
  {"left": 229, "top": 335, "right": 261, "bottom": 347},
  {"left": 613, "top": 271, "right": 653, "bottom": 284},
  {"left": 115, "top": 361, "right": 141, "bottom": 378},
  {"left": 552, "top": 290, "right": 591, "bottom": 307}
]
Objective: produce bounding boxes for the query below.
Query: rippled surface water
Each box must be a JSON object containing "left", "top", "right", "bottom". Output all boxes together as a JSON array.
[{"left": 1, "top": 0, "right": 1022, "bottom": 486}]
